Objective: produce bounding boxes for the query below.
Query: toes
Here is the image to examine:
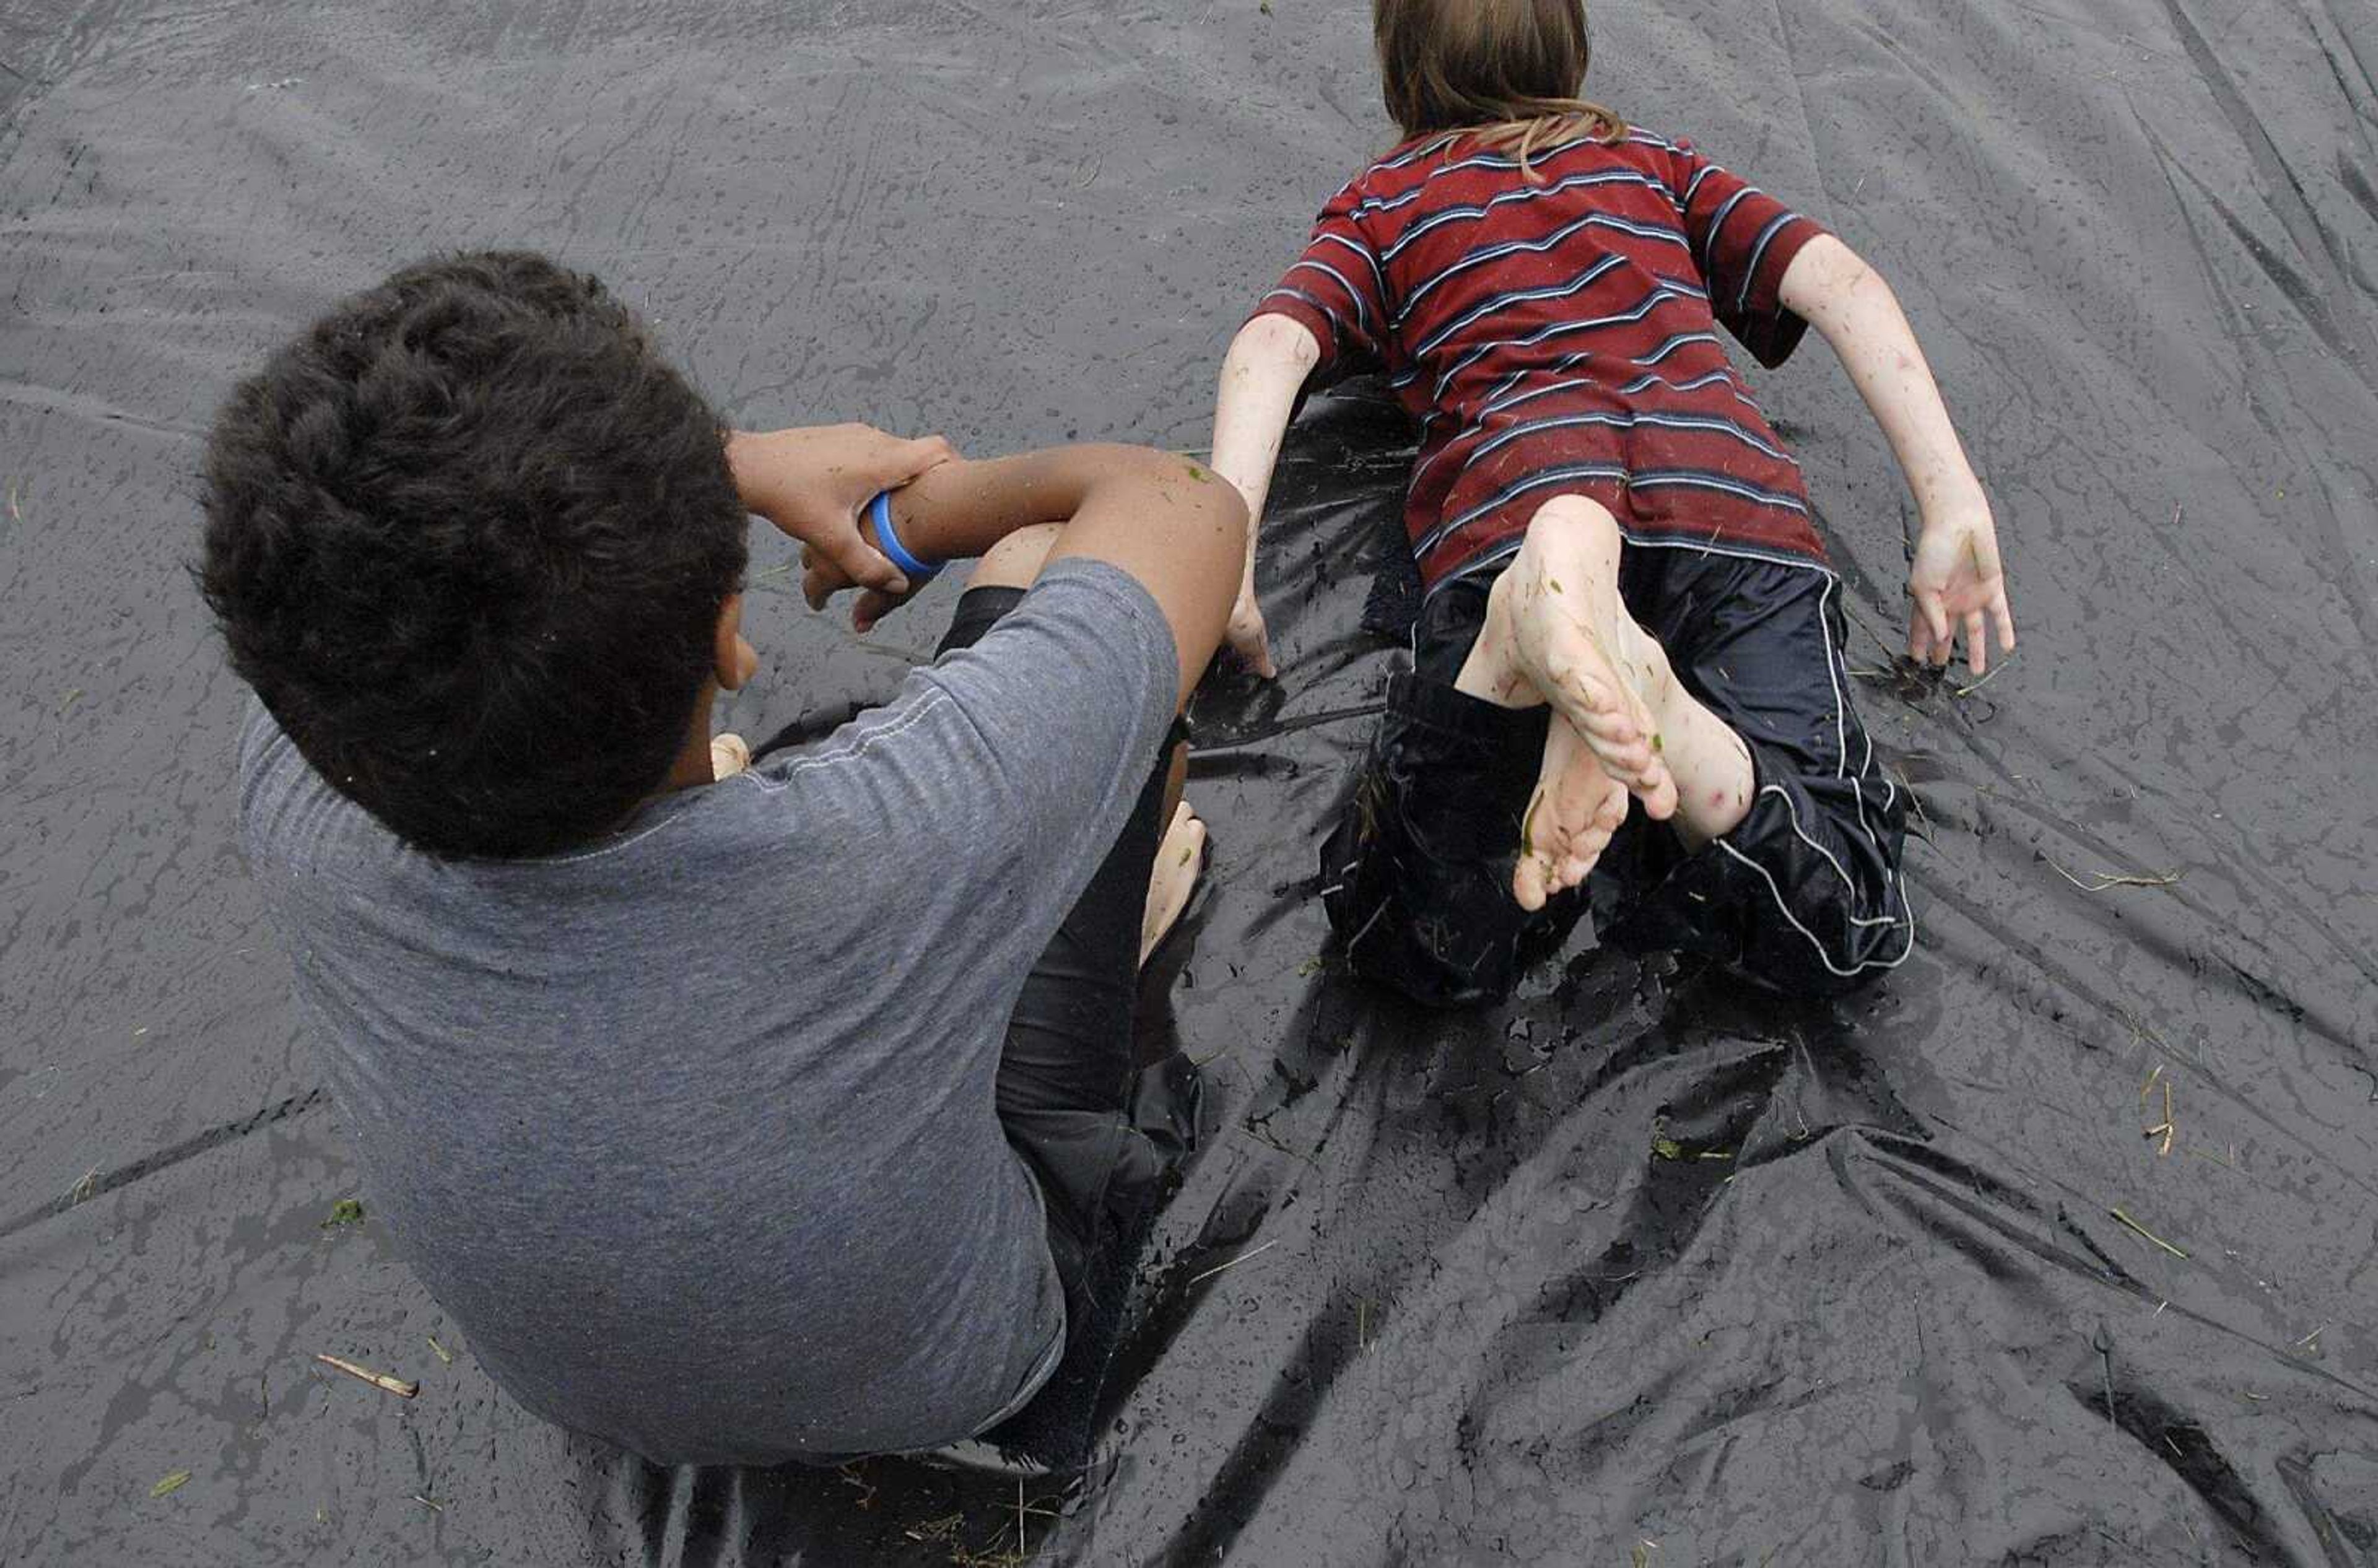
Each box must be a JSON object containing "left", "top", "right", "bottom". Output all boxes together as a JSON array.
[
  {"left": 1513, "top": 843, "right": 1553, "bottom": 912},
  {"left": 1515, "top": 721, "right": 1633, "bottom": 906},
  {"left": 1142, "top": 810, "right": 1209, "bottom": 964},
  {"left": 1541, "top": 655, "right": 1629, "bottom": 720},
  {"left": 1635, "top": 762, "right": 1679, "bottom": 821},
  {"left": 1161, "top": 803, "right": 1208, "bottom": 873}
]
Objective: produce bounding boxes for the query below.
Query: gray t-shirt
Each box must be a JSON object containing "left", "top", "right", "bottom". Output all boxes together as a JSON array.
[{"left": 237, "top": 559, "right": 1177, "bottom": 1466}]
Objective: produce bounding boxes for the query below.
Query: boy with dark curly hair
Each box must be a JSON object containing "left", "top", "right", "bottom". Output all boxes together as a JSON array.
[{"left": 204, "top": 251, "right": 1245, "bottom": 1468}]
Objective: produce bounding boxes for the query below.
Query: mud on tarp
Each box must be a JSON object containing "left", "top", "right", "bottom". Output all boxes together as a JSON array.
[{"left": 2, "top": 1, "right": 2374, "bottom": 1563}]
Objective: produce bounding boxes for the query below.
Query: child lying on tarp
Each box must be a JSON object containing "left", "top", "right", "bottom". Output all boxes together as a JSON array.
[{"left": 1208, "top": 0, "right": 2016, "bottom": 1008}]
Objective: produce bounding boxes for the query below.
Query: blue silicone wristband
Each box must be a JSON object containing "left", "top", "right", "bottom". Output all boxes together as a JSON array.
[{"left": 868, "top": 490, "right": 941, "bottom": 583}]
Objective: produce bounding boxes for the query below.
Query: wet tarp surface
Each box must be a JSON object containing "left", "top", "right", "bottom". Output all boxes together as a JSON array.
[{"left": 4, "top": 0, "right": 2376, "bottom": 1561}]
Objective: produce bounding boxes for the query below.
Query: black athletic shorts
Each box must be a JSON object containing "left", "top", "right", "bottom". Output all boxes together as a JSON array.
[{"left": 1321, "top": 547, "right": 1913, "bottom": 1006}]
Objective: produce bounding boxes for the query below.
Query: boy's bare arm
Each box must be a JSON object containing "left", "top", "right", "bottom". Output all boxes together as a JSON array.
[
  {"left": 727, "top": 424, "right": 958, "bottom": 593},
  {"left": 847, "top": 445, "right": 1248, "bottom": 706},
  {"left": 1780, "top": 234, "right": 2016, "bottom": 674},
  {"left": 1206, "top": 314, "right": 1325, "bottom": 679}
]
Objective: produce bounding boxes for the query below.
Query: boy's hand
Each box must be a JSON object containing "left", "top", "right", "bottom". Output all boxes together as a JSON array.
[
  {"left": 726, "top": 424, "right": 958, "bottom": 603},
  {"left": 1909, "top": 500, "right": 2016, "bottom": 675},
  {"left": 799, "top": 547, "right": 914, "bottom": 635}
]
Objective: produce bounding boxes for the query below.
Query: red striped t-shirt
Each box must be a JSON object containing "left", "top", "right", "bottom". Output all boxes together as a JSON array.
[{"left": 1255, "top": 129, "right": 1832, "bottom": 589}]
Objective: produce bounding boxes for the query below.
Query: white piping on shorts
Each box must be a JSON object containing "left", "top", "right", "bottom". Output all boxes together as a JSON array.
[{"left": 1430, "top": 528, "right": 1914, "bottom": 977}]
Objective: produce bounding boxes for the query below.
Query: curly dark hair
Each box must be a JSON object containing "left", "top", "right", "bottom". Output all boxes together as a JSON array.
[{"left": 200, "top": 251, "right": 748, "bottom": 858}]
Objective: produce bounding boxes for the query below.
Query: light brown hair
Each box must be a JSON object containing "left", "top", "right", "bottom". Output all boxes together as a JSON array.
[{"left": 1373, "top": 0, "right": 1626, "bottom": 176}]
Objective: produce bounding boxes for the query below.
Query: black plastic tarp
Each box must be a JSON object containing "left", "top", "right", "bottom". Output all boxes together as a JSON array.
[{"left": 4, "top": 1, "right": 2375, "bottom": 1562}]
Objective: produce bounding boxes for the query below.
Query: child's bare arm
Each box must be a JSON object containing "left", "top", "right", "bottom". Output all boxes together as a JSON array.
[
  {"left": 832, "top": 445, "right": 1247, "bottom": 707},
  {"left": 728, "top": 424, "right": 959, "bottom": 593},
  {"left": 1780, "top": 235, "right": 2015, "bottom": 674},
  {"left": 1207, "top": 314, "right": 1325, "bottom": 679}
]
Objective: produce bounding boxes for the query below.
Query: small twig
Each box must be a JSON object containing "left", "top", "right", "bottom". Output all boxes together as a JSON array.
[
  {"left": 2140, "top": 1076, "right": 2175, "bottom": 1156},
  {"left": 2119, "top": 1008, "right": 2169, "bottom": 1052},
  {"left": 2109, "top": 1206, "right": 2190, "bottom": 1260},
  {"left": 1188, "top": 1237, "right": 1279, "bottom": 1286},
  {"left": 313, "top": 1354, "right": 418, "bottom": 1398},
  {"left": 2294, "top": 1325, "right": 2327, "bottom": 1350},
  {"left": 2046, "top": 857, "right": 2184, "bottom": 894},
  {"left": 1951, "top": 650, "right": 2015, "bottom": 698}
]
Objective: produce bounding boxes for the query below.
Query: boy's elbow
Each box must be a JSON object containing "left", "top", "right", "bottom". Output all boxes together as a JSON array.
[{"left": 1784, "top": 233, "right": 1879, "bottom": 319}]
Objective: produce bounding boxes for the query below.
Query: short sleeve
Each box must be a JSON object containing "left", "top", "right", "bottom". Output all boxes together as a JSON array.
[
  {"left": 750, "top": 559, "right": 1177, "bottom": 986},
  {"left": 1665, "top": 141, "right": 1830, "bottom": 368},
  {"left": 1250, "top": 181, "right": 1388, "bottom": 384}
]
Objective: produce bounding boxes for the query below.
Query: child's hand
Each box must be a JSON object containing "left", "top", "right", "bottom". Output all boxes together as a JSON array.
[
  {"left": 1227, "top": 553, "right": 1276, "bottom": 678},
  {"left": 727, "top": 424, "right": 957, "bottom": 600},
  {"left": 1909, "top": 501, "right": 2016, "bottom": 675},
  {"left": 798, "top": 545, "right": 918, "bottom": 635}
]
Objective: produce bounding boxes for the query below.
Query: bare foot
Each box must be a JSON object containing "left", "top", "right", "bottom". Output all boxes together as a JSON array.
[
  {"left": 1141, "top": 801, "right": 1207, "bottom": 965},
  {"left": 1463, "top": 518, "right": 1681, "bottom": 819},
  {"left": 1515, "top": 716, "right": 1632, "bottom": 911},
  {"left": 1456, "top": 503, "right": 1688, "bottom": 905}
]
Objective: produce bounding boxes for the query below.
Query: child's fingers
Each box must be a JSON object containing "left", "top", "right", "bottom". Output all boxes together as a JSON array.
[
  {"left": 1992, "top": 594, "right": 2017, "bottom": 656},
  {"left": 818, "top": 528, "right": 909, "bottom": 596},
  {"left": 1230, "top": 608, "right": 1277, "bottom": 679},
  {"left": 1964, "top": 609, "right": 1988, "bottom": 675},
  {"left": 801, "top": 560, "right": 840, "bottom": 611},
  {"left": 892, "top": 434, "right": 960, "bottom": 482},
  {"left": 1919, "top": 591, "right": 1952, "bottom": 662}
]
